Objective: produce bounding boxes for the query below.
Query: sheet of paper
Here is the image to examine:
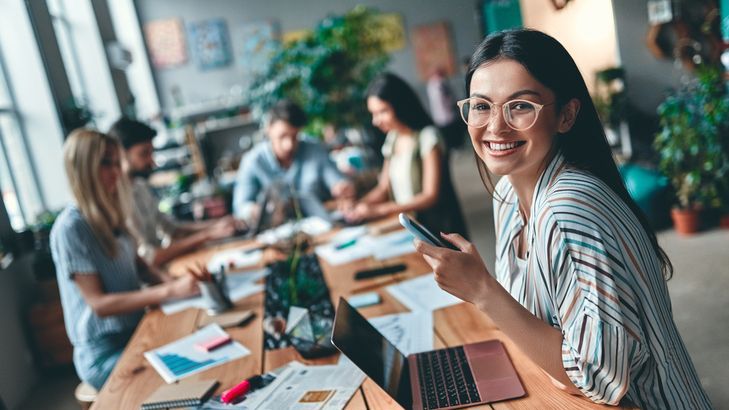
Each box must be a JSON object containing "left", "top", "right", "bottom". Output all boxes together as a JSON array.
[
  {"left": 386, "top": 273, "right": 463, "bottom": 312},
  {"left": 328, "top": 226, "right": 368, "bottom": 246},
  {"left": 370, "top": 229, "right": 416, "bottom": 260},
  {"left": 206, "top": 249, "right": 263, "bottom": 272},
  {"left": 199, "top": 362, "right": 304, "bottom": 409},
  {"left": 144, "top": 324, "right": 250, "bottom": 383},
  {"left": 314, "top": 236, "right": 374, "bottom": 266},
  {"left": 243, "top": 363, "right": 365, "bottom": 410},
  {"left": 161, "top": 270, "right": 267, "bottom": 315},
  {"left": 369, "top": 311, "right": 433, "bottom": 355},
  {"left": 315, "top": 228, "right": 414, "bottom": 266},
  {"left": 257, "top": 217, "right": 332, "bottom": 245}
]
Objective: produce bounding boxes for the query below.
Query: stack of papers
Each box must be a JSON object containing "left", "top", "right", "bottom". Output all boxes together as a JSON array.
[
  {"left": 144, "top": 324, "right": 250, "bottom": 383},
  {"left": 386, "top": 273, "right": 463, "bottom": 312},
  {"left": 206, "top": 249, "right": 263, "bottom": 272},
  {"left": 161, "top": 270, "right": 268, "bottom": 315}
]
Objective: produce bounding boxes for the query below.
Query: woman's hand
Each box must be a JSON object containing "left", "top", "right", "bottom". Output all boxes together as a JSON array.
[
  {"left": 166, "top": 274, "right": 200, "bottom": 299},
  {"left": 344, "top": 202, "right": 396, "bottom": 223},
  {"left": 414, "top": 232, "right": 493, "bottom": 305}
]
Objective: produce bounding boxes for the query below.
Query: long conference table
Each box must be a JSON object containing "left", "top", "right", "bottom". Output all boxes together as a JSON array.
[{"left": 91, "top": 217, "right": 636, "bottom": 409}]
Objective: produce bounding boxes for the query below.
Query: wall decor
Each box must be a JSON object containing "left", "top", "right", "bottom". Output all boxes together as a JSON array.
[
  {"left": 411, "top": 21, "right": 456, "bottom": 80},
  {"left": 188, "top": 18, "right": 233, "bottom": 70},
  {"left": 144, "top": 18, "right": 187, "bottom": 69},
  {"left": 232, "top": 21, "right": 279, "bottom": 77}
]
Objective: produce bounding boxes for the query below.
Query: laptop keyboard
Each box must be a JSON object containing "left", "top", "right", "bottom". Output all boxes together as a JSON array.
[{"left": 416, "top": 346, "right": 481, "bottom": 409}]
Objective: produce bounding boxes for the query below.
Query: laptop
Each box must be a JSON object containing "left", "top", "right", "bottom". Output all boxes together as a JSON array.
[
  {"left": 331, "top": 298, "right": 525, "bottom": 409},
  {"left": 246, "top": 185, "right": 334, "bottom": 238}
]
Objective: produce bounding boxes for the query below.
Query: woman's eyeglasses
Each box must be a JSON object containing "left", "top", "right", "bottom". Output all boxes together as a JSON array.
[{"left": 456, "top": 97, "right": 554, "bottom": 131}]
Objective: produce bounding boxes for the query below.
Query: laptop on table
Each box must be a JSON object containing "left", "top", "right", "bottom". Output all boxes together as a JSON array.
[{"left": 331, "top": 298, "right": 525, "bottom": 409}]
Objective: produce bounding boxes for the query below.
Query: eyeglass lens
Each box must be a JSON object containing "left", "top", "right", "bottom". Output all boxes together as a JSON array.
[{"left": 460, "top": 99, "right": 539, "bottom": 130}]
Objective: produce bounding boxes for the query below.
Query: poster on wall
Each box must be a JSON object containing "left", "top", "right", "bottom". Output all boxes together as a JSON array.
[
  {"left": 144, "top": 18, "right": 187, "bottom": 69},
  {"left": 231, "top": 21, "right": 280, "bottom": 77},
  {"left": 411, "top": 21, "right": 456, "bottom": 81},
  {"left": 188, "top": 18, "right": 233, "bottom": 70}
]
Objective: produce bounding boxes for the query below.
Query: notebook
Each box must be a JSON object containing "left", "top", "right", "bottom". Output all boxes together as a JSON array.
[{"left": 140, "top": 379, "right": 218, "bottom": 409}]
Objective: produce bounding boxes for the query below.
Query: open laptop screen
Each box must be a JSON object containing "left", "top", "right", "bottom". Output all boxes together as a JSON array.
[{"left": 331, "top": 298, "right": 412, "bottom": 408}]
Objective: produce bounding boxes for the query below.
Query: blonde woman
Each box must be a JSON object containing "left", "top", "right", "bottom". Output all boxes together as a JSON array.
[{"left": 50, "top": 129, "right": 201, "bottom": 389}]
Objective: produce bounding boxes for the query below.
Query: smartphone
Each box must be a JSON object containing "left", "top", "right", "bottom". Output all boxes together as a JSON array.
[{"left": 398, "top": 213, "right": 460, "bottom": 251}]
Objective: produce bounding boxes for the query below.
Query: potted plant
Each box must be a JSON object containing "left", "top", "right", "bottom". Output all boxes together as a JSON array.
[
  {"left": 653, "top": 65, "right": 729, "bottom": 234},
  {"left": 247, "top": 6, "right": 390, "bottom": 138},
  {"left": 594, "top": 67, "right": 629, "bottom": 152}
]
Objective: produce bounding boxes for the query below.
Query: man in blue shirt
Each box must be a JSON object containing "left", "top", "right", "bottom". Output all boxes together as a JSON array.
[{"left": 232, "top": 100, "right": 354, "bottom": 223}]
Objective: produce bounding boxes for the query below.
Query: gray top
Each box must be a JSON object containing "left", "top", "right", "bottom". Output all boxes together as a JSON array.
[
  {"left": 232, "top": 138, "right": 345, "bottom": 218},
  {"left": 130, "top": 177, "right": 179, "bottom": 264},
  {"left": 50, "top": 205, "right": 143, "bottom": 349}
]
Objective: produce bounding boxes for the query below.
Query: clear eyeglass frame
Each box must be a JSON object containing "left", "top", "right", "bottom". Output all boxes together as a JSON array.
[{"left": 455, "top": 97, "right": 554, "bottom": 131}]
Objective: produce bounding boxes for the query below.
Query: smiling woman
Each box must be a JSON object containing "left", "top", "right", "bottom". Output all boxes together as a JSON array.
[{"left": 413, "top": 29, "right": 712, "bottom": 409}]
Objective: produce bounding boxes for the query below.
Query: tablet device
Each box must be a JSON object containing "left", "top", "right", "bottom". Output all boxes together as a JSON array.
[{"left": 398, "top": 213, "right": 459, "bottom": 251}]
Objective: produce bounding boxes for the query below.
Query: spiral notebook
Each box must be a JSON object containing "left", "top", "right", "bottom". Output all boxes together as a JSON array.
[{"left": 140, "top": 379, "right": 218, "bottom": 409}]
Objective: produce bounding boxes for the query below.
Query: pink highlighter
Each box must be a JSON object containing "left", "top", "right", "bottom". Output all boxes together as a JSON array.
[
  {"left": 221, "top": 379, "right": 251, "bottom": 404},
  {"left": 194, "top": 334, "right": 232, "bottom": 352}
]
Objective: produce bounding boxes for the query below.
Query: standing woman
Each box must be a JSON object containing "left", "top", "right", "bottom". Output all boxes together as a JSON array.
[
  {"left": 346, "top": 72, "right": 468, "bottom": 237},
  {"left": 415, "top": 30, "right": 711, "bottom": 409},
  {"left": 51, "top": 129, "right": 201, "bottom": 389}
]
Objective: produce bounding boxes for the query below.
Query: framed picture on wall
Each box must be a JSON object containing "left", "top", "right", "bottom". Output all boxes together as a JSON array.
[
  {"left": 231, "top": 20, "right": 280, "bottom": 78},
  {"left": 144, "top": 18, "right": 188, "bottom": 69},
  {"left": 188, "top": 18, "right": 233, "bottom": 70},
  {"left": 411, "top": 21, "right": 456, "bottom": 81}
]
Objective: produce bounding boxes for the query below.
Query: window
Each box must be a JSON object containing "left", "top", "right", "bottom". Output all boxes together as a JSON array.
[
  {"left": 47, "top": 0, "right": 93, "bottom": 127},
  {"left": 0, "top": 49, "right": 43, "bottom": 231}
]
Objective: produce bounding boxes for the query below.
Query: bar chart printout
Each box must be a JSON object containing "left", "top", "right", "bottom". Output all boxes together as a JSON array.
[{"left": 144, "top": 324, "right": 250, "bottom": 383}]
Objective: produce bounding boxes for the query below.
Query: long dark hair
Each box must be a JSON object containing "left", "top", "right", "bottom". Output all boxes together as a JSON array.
[
  {"left": 366, "top": 72, "right": 433, "bottom": 131},
  {"left": 466, "top": 29, "right": 673, "bottom": 279}
]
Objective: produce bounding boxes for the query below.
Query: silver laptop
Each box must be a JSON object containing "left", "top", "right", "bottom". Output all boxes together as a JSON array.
[{"left": 331, "top": 298, "right": 526, "bottom": 409}]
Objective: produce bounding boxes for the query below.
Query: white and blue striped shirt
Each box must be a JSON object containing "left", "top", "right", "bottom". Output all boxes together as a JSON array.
[
  {"left": 50, "top": 206, "right": 143, "bottom": 360},
  {"left": 493, "top": 153, "right": 711, "bottom": 409}
]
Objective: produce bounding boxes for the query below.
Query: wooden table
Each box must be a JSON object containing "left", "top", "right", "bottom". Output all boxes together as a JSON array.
[{"left": 92, "top": 220, "right": 634, "bottom": 409}]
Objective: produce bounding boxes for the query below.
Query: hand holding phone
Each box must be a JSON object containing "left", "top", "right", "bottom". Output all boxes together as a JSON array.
[{"left": 398, "top": 213, "right": 460, "bottom": 251}]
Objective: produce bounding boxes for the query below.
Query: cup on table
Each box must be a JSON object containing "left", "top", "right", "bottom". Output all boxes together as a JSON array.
[{"left": 199, "top": 270, "right": 233, "bottom": 315}]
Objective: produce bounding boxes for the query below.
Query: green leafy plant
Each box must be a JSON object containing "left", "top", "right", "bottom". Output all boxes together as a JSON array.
[
  {"left": 247, "top": 6, "right": 390, "bottom": 137},
  {"left": 593, "top": 67, "right": 628, "bottom": 128},
  {"left": 653, "top": 65, "right": 729, "bottom": 210}
]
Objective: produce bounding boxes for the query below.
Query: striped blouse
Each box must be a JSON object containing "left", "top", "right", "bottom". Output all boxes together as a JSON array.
[
  {"left": 493, "top": 153, "right": 711, "bottom": 409},
  {"left": 50, "top": 206, "right": 143, "bottom": 350}
]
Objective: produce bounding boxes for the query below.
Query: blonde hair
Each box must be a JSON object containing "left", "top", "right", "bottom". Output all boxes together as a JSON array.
[{"left": 63, "top": 128, "right": 133, "bottom": 258}]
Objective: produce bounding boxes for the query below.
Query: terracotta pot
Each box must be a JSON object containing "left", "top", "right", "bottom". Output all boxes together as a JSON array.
[
  {"left": 720, "top": 214, "right": 729, "bottom": 229},
  {"left": 671, "top": 208, "right": 701, "bottom": 235}
]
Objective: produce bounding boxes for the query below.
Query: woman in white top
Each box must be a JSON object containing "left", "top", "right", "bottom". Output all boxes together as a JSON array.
[{"left": 345, "top": 73, "right": 468, "bottom": 237}]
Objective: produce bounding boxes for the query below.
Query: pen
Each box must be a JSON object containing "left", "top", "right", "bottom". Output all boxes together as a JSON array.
[{"left": 334, "top": 238, "right": 357, "bottom": 250}]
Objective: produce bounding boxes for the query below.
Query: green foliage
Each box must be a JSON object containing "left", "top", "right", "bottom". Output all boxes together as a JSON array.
[
  {"left": 32, "top": 210, "right": 61, "bottom": 233},
  {"left": 247, "top": 6, "right": 390, "bottom": 137},
  {"left": 654, "top": 65, "right": 729, "bottom": 209},
  {"left": 593, "top": 67, "right": 628, "bottom": 128}
]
